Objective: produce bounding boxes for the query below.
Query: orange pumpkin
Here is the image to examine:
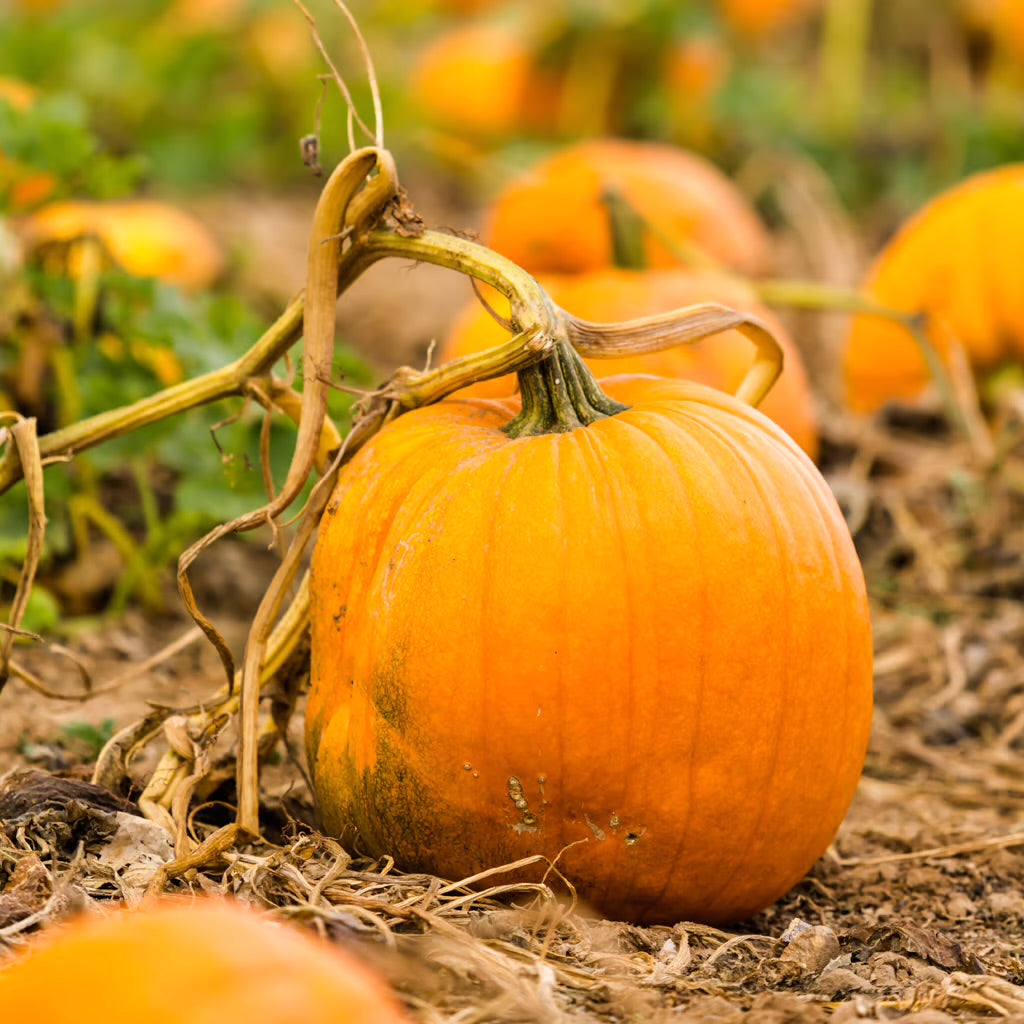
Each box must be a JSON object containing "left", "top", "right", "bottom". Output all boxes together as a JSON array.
[
  {"left": 307, "top": 357, "right": 873, "bottom": 925},
  {"left": 842, "top": 164, "right": 1024, "bottom": 414},
  {"left": 662, "top": 35, "right": 732, "bottom": 145},
  {"left": 484, "top": 139, "right": 771, "bottom": 277},
  {"left": 409, "top": 22, "right": 562, "bottom": 140},
  {"left": 0, "top": 76, "right": 37, "bottom": 110},
  {"left": 439, "top": 268, "right": 819, "bottom": 458},
  {"left": 0, "top": 898, "right": 409, "bottom": 1023},
  {"left": 716, "top": 0, "right": 820, "bottom": 38},
  {"left": 18, "top": 199, "right": 225, "bottom": 293},
  {"left": 960, "top": 0, "right": 1024, "bottom": 60}
]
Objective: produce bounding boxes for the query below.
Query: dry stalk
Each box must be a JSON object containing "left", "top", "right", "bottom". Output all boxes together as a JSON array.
[
  {"left": 0, "top": 417, "right": 46, "bottom": 694},
  {"left": 835, "top": 829, "right": 1024, "bottom": 868}
]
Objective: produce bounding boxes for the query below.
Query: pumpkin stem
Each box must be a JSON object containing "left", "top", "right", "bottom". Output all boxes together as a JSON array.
[
  {"left": 504, "top": 339, "right": 628, "bottom": 438},
  {"left": 602, "top": 185, "right": 648, "bottom": 270}
]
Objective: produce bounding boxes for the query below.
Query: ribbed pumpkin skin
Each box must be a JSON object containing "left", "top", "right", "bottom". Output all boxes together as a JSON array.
[
  {"left": 307, "top": 376, "right": 873, "bottom": 926},
  {"left": 0, "top": 899, "right": 408, "bottom": 1024},
  {"left": 843, "top": 164, "right": 1024, "bottom": 414},
  {"left": 437, "top": 268, "right": 820, "bottom": 459},
  {"left": 483, "top": 139, "right": 771, "bottom": 277}
]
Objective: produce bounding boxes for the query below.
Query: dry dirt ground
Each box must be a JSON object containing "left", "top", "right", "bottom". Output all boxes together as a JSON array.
[{"left": 1, "top": 185, "right": 1023, "bottom": 1021}]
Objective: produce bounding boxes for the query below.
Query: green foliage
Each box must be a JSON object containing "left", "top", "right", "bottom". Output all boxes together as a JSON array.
[
  {"left": 1, "top": 258, "right": 375, "bottom": 618},
  {"left": 0, "top": 0, "right": 330, "bottom": 193},
  {"left": 0, "top": 93, "right": 148, "bottom": 206},
  {"left": 59, "top": 716, "right": 117, "bottom": 758}
]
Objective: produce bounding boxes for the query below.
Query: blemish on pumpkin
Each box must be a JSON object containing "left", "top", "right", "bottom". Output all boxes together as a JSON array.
[
  {"left": 507, "top": 776, "right": 529, "bottom": 811},
  {"left": 609, "top": 814, "right": 621, "bottom": 829},
  {"left": 507, "top": 776, "right": 539, "bottom": 833},
  {"left": 354, "top": 721, "right": 440, "bottom": 857},
  {"left": 371, "top": 648, "right": 410, "bottom": 732},
  {"left": 513, "top": 810, "right": 539, "bottom": 835},
  {"left": 462, "top": 763, "right": 473, "bottom": 771},
  {"left": 584, "top": 814, "right": 607, "bottom": 841},
  {"left": 624, "top": 828, "right": 647, "bottom": 846}
]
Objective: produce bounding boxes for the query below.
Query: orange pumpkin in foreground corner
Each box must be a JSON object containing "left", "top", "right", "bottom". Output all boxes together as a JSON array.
[
  {"left": 0, "top": 898, "right": 409, "bottom": 1024},
  {"left": 843, "top": 163, "right": 1024, "bottom": 414},
  {"left": 438, "top": 267, "right": 820, "bottom": 459},
  {"left": 484, "top": 138, "right": 771, "bottom": 277},
  {"left": 307, "top": 342, "right": 873, "bottom": 926}
]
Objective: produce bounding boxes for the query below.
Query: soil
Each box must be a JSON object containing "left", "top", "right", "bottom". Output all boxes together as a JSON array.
[{"left": 1, "top": 181, "right": 1023, "bottom": 1021}]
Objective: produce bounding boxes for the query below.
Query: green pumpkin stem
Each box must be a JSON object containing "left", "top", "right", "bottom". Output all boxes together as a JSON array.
[
  {"left": 504, "top": 339, "right": 628, "bottom": 438},
  {"left": 602, "top": 186, "right": 648, "bottom": 271}
]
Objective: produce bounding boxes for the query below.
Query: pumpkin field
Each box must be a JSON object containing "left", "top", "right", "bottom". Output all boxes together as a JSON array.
[{"left": 2, "top": 1, "right": 1024, "bottom": 1020}]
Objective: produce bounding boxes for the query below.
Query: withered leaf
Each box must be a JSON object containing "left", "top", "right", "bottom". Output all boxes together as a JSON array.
[{"left": 847, "top": 921, "right": 981, "bottom": 972}]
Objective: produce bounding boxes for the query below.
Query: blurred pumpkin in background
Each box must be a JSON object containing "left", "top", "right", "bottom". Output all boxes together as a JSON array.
[
  {"left": 483, "top": 138, "right": 771, "bottom": 277},
  {"left": 409, "top": 20, "right": 563, "bottom": 140},
  {"left": 843, "top": 163, "right": 1024, "bottom": 413},
  {"left": 438, "top": 266, "right": 819, "bottom": 458},
  {"left": 716, "top": 0, "right": 821, "bottom": 38},
  {"left": 17, "top": 198, "right": 225, "bottom": 293},
  {"left": 661, "top": 34, "right": 732, "bottom": 146}
]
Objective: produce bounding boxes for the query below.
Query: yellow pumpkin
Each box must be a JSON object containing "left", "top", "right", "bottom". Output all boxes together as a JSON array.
[
  {"left": 18, "top": 199, "right": 225, "bottom": 293},
  {"left": 843, "top": 164, "right": 1024, "bottom": 413}
]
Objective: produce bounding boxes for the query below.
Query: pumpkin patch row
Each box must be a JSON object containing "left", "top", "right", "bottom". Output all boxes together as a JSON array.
[{"left": 409, "top": 2, "right": 823, "bottom": 148}]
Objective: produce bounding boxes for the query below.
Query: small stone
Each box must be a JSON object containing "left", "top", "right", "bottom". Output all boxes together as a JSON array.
[{"left": 780, "top": 925, "right": 841, "bottom": 975}]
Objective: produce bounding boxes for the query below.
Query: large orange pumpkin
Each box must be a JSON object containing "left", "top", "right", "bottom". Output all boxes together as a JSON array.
[
  {"left": 0, "top": 898, "right": 409, "bottom": 1023},
  {"left": 483, "top": 139, "right": 771, "bottom": 277},
  {"left": 842, "top": 164, "right": 1024, "bottom": 414},
  {"left": 307, "top": 354, "right": 873, "bottom": 926},
  {"left": 17, "top": 199, "right": 225, "bottom": 293},
  {"left": 438, "top": 268, "right": 820, "bottom": 458}
]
